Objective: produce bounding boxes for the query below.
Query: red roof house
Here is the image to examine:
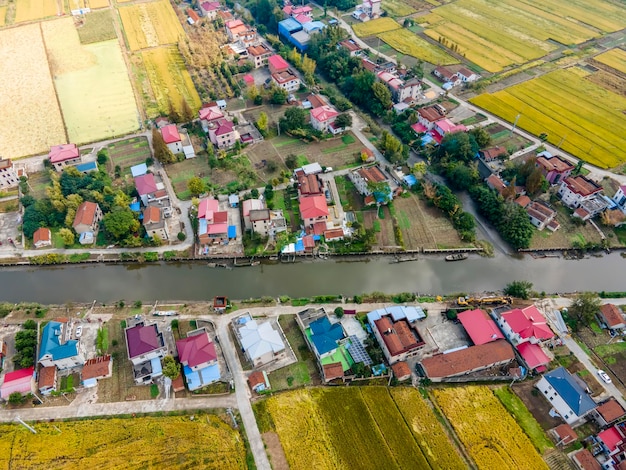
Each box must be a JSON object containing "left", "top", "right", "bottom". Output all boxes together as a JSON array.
[
  {"left": 598, "top": 304, "right": 626, "bottom": 330},
  {"left": 199, "top": 106, "right": 223, "bottom": 123},
  {"left": 198, "top": 198, "right": 220, "bottom": 220},
  {"left": 0, "top": 366, "right": 34, "bottom": 398},
  {"left": 497, "top": 305, "right": 554, "bottom": 345},
  {"left": 161, "top": 124, "right": 181, "bottom": 144},
  {"left": 33, "top": 227, "right": 52, "bottom": 248},
  {"left": 134, "top": 173, "right": 158, "bottom": 196},
  {"left": 594, "top": 398, "right": 626, "bottom": 427},
  {"left": 299, "top": 195, "right": 329, "bottom": 223},
  {"left": 457, "top": 309, "right": 504, "bottom": 345},
  {"left": 391, "top": 361, "right": 411, "bottom": 381},
  {"left": 551, "top": 423, "right": 577, "bottom": 446},
  {"left": 49, "top": 144, "right": 79, "bottom": 164},
  {"left": 322, "top": 362, "right": 344, "bottom": 382},
  {"left": 82, "top": 355, "right": 113, "bottom": 383},
  {"left": 176, "top": 332, "right": 217, "bottom": 369},
  {"left": 268, "top": 54, "right": 289, "bottom": 74},
  {"left": 516, "top": 342, "right": 550, "bottom": 371},
  {"left": 598, "top": 426, "right": 624, "bottom": 453},
  {"left": 572, "top": 449, "right": 601, "bottom": 470},
  {"left": 125, "top": 323, "right": 165, "bottom": 361}
]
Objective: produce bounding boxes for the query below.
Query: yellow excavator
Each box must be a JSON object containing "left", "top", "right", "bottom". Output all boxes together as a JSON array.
[{"left": 457, "top": 296, "right": 513, "bottom": 307}]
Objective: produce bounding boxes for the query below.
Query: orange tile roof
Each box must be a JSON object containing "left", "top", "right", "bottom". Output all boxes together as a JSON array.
[
  {"left": 357, "top": 166, "right": 387, "bottom": 183},
  {"left": 73, "top": 201, "right": 99, "bottom": 228},
  {"left": 596, "top": 398, "right": 626, "bottom": 423},
  {"left": 537, "top": 155, "right": 574, "bottom": 173},
  {"left": 572, "top": 449, "right": 601, "bottom": 470},
  {"left": 323, "top": 362, "right": 344, "bottom": 381},
  {"left": 599, "top": 304, "right": 625, "bottom": 328},
  {"left": 82, "top": 355, "right": 112, "bottom": 380},
  {"left": 143, "top": 206, "right": 161, "bottom": 225},
  {"left": 172, "top": 373, "right": 185, "bottom": 392},
  {"left": 553, "top": 423, "right": 577, "bottom": 445},
  {"left": 563, "top": 175, "right": 602, "bottom": 197},
  {"left": 391, "top": 361, "right": 411, "bottom": 380},
  {"left": 38, "top": 366, "right": 56, "bottom": 389},
  {"left": 33, "top": 227, "right": 51, "bottom": 245}
]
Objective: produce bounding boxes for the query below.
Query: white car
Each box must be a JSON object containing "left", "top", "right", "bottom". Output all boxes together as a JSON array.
[
  {"left": 597, "top": 369, "right": 612, "bottom": 384},
  {"left": 75, "top": 325, "right": 83, "bottom": 338}
]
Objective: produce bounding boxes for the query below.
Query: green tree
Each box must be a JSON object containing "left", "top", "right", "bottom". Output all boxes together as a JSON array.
[
  {"left": 97, "top": 150, "right": 108, "bottom": 165},
  {"left": 269, "top": 85, "right": 288, "bottom": 105},
  {"left": 569, "top": 292, "right": 601, "bottom": 328},
  {"left": 279, "top": 107, "right": 308, "bottom": 133},
  {"left": 187, "top": 176, "right": 206, "bottom": 197},
  {"left": 8, "top": 392, "right": 24, "bottom": 405},
  {"left": 413, "top": 162, "right": 427, "bottom": 175},
  {"left": 378, "top": 131, "right": 404, "bottom": 163},
  {"left": 256, "top": 112, "right": 269, "bottom": 136},
  {"left": 334, "top": 113, "right": 352, "bottom": 129},
  {"left": 469, "top": 127, "right": 492, "bottom": 148},
  {"left": 446, "top": 163, "right": 477, "bottom": 191},
  {"left": 180, "top": 98, "right": 194, "bottom": 123},
  {"left": 58, "top": 228, "right": 75, "bottom": 247},
  {"left": 285, "top": 154, "right": 298, "bottom": 170},
  {"left": 152, "top": 128, "right": 175, "bottom": 164},
  {"left": 103, "top": 207, "right": 140, "bottom": 241},
  {"left": 437, "top": 131, "right": 478, "bottom": 163},
  {"left": 371, "top": 82, "right": 392, "bottom": 116},
  {"left": 526, "top": 168, "right": 546, "bottom": 196},
  {"left": 23, "top": 319, "right": 37, "bottom": 330},
  {"left": 247, "top": 84, "right": 259, "bottom": 102},
  {"left": 334, "top": 307, "right": 344, "bottom": 318},
  {"left": 497, "top": 202, "right": 534, "bottom": 250},
  {"left": 368, "top": 181, "right": 391, "bottom": 204},
  {"left": 162, "top": 355, "right": 181, "bottom": 380},
  {"left": 504, "top": 281, "right": 533, "bottom": 300}
]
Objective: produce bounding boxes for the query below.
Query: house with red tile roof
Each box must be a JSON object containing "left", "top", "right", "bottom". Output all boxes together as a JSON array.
[
  {"left": 433, "top": 118, "right": 466, "bottom": 139},
  {"left": 550, "top": 423, "right": 577, "bottom": 446},
  {"left": 494, "top": 305, "right": 554, "bottom": 346},
  {"left": 247, "top": 43, "right": 272, "bottom": 68},
  {"left": 298, "top": 173, "right": 323, "bottom": 196},
  {"left": 199, "top": 105, "right": 224, "bottom": 132},
  {"left": 271, "top": 68, "right": 301, "bottom": 92},
  {"left": 420, "top": 340, "right": 515, "bottom": 381},
  {"left": 349, "top": 165, "right": 391, "bottom": 204},
  {"left": 161, "top": 124, "right": 182, "bottom": 154},
  {"left": 324, "top": 228, "right": 345, "bottom": 241},
  {"left": 242, "top": 198, "right": 264, "bottom": 230},
  {"left": 339, "top": 39, "right": 362, "bottom": 57},
  {"left": 597, "top": 425, "right": 626, "bottom": 458},
  {"left": 198, "top": 197, "right": 220, "bottom": 220},
  {"left": 268, "top": 54, "right": 289, "bottom": 74},
  {"left": 323, "top": 362, "right": 344, "bottom": 383},
  {"left": 124, "top": 319, "right": 167, "bottom": 384},
  {"left": 310, "top": 105, "right": 340, "bottom": 133},
  {"left": 134, "top": 173, "right": 159, "bottom": 205},
  {"left": 376, "top": 71, "right": 421, "bottom": 104},
  {"left": 33, "top": 227, "right": 52, "bottom": 248},
  {"left": 49, "top": 144, "right": 81, "bottom": 172},
  {"left": 391, "top": 361, "right": 411, "bottom": 381},
  {"left": 593, "top": 398, "right": 626, "bottom": 428},
  {"left": 370, "top": 313, "right": 425, "bottom": 364},
  {"left": 143, "top": 205, "right": 169, "bottom": 241},
  {"left": 187, "top": 8, "right": 200, "bottom": 23},
  {"left": 571, "top": 449, "right": 601, "bottom": 470},
  {"left": 457, "top": 309, "right": 504, "bottom": 345},
  {"left": 208, "top": 118, "right": 239, "bottom": 149},
  {"left": 516, "top": 341, "right": 550, "bottom": 371},
  {"left": 433, "top": 66, "right": 461, "bottom": 86},
  {"left": 416, "top": 105, "right": 446, "bottom": 130},
  {"left": 73, "top": 201, "right": 103, "bottom": 235},
  {"left": 536, "top": 152, "right": 575, "bottom": 185},
  {"left": 248, "top": 370, "right": 271, "bottom": 392},
  {"left": 299, "top": 195, "right": 329, "bottom": 228},
  {"left": 486, "top": 174, "right": 507, "bottom": 195},
  {"left": 526, "top": 201, "right": 559, "bottom": 231},
  {"left": 200, "top": 1, "right": 220, "bottom": 19},
  {"left": 225, "top": 19, "right": 257, "bottom": 46},
  {"left": 176, "top": 329, "right": 220, "bottom": 391},
  {"left": 81, "top": 355, "right": 113, "bottom": 387},
  {"left": 479, "top": 146, "right": 507, "bottom": 161},
  {"left": 598, "top": 304, "right": 626, "bottom": 330},
  {"left": 558, "top": 175, "right": 603, "bottom": 209},
  {"left": 38, "top": 366, "right": 57, "bottom": 395}
]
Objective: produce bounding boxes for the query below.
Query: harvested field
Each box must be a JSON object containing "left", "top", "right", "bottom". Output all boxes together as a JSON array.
[
  {"left": 87, "top": 0, "right": 109, "bottom": 8},
  {"left": 119, "top": 0, "right": 185, "bottom": 51},
  {"left": 0, "top": 415, "right": 247, "bottom": 469},
  {"left": 0, "top": 24, "right": 66, "bottom": 159},
  {"left": 382, "top": 0, "right": 416, "bottom": 17},
  {"left": 352, "top": 17, "right": 401, "bottom": 37},
  {"left": 14, "top": 0, "right": 60, "bottom": 23},
  {"left": 594, "top": 48, "right": 626, "bottom": 74},
  {"left": 0, "top": 7, "right": 6, "bottom": 26},
  {"left": 76, "top": 9, "right": 117, "bottom": 44},
  {"left": 43, "top": 18, "right": 139, "bottom": 144},
  {"left": 245, "top": 140, "right": 288, "bottom": 184},
  {"left": 107, "top": 136, "right": 151, "bottom": 174},
  {"left": 471, "top": 69, "right": 626, "bottom": 168},
  {"left": 512, "top": 380, "right": 563, "bottom": 431},
  {"left": 586, "top": 70, "right": 626, "bottom": 98},
  {"left": 363, "top": 208, "right": 395, "bottom": 247},
  {"left": 378, "top": 29, "right": 458, "bottom": 65},
  {"left": 139, "top": 46, "right": 201, "bottom": 118}
]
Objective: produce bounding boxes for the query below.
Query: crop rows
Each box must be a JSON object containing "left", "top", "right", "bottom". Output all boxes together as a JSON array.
[
  {"left": 378, "top": 29, "right": 458, "bottom": 65},
  {"left": 14, "top": 0, "right": 60, "bottom": 23},
  {"left": 352, "top": 17, "right": 401, "bottom": 37},
  {"left": 470, "top": 69, "right": 626, "bottom": 168},
  {"left": 433, "top": 386, "right": 548, "bottom": 470},
  {"left": 119, "top": 0, "right": 185, "bottom": 51},
  {"left": 595, "top": 48, "right": 626, "bottom": 75}
]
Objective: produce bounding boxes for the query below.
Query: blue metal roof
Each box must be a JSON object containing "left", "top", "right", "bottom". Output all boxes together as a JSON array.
[
  {"left": 198, "top": 218, "right": 208, "bottom": 235},
  {"left": 228, "top": 225, "right": 236, "bottom": 238},
  {"left": 279, "top": 18, "right": 302, "bottom": 32},
  {"left": 131, "top": 163, "right": 148, "bottom": 177},
  {"left": 403, "top": 175, "right": 417, "bottom": 187},
  {"left": 129, "top": 202, "right": 141, "bottom": 212},
  {"left": 294, "top": 239, "right": 305, "bottom": 252},
  {"left": 543, "top": 367, "right": 597, "bottom": 416},
  {"left": 39, "top": 321, "right": 80, "bottom": 361},
  {"left": 309, "top": 317, "right": 345, "bottom": 355},
  {"left": 184, "top": 364, "right": 221, "bottom": 391}
]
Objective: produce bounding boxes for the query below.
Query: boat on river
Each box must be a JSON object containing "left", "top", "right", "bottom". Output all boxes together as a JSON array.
[{"left": 445, "top": 253, "right": 469, "bottom": 262}]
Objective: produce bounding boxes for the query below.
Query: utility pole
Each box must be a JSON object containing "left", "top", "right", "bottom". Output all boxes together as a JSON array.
[
  {"left": 557, "top": 135, "right": 566, "bottom": 149},
  {"left": 510, "top": 114, "right": 520, "bottom": 136}
]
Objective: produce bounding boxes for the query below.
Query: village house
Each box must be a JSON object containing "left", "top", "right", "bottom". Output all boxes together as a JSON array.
[
  {"left": 49, "top": 144, "right": 81, "bottom": 172},
  {"left": 593, "top": 398, "right": 626, "bottom": 428},
  {"left": 479, "top": 146, "right": 508, "bottom": 162},
  {"left": 571, "top": 449, "right": 602, "bottom": 470},
  {"left": 339, "top": 39, "right": 362, "bottom": 57},
  {"left": 420, "top": 340, "right": 515, "bottom": 381},
  {"left": 248, "top": 370, "right": 271, "bottom": 393},
  {"left": 143, "top": 206, "right": 169, "bottom": 241},
  {"left": 558, "top": 175, "right": 603, "bottom": 209},
  {"left": 536, "top": 152, "right": 575, "bottom": 185},
  {"left": 33, "top": 227, "right": 52, "bottom": 248},
  {"left": 176, "top": 329, "right": 221, "bottom": 391},
  {"left": 268, "top": 54, "right": 300, "bottom": 92},
  {"left": 242, "top": 198, "right": 264, "bottom": 231},
  {"left": 207, "top": 118, "right": 239, "bottom": 149},
  {"left": 72, "top": 201, "right": 102, "bottom": 235},
  {"left": 0, "top": 158, "right": 20, "bottom": 189},
  {"left": 391, "top": 361, "right": 412, "bottom": 381},
  {"left": 199, "top": 105, "right": 224, "bottom": 132},
  {"left": 299, "top": 194, "right": 329, "bottom": 228},
  {"left": 536, "top": 366, "right": 597, "bottom": 425},
  {"left": 124, "top": 318, "right": 167, "bottom": 384},
  {"left": 197, "top": 197, "right": 234, "bottom": 245},
  {"left": 526, "top": 201, "right": 559, "bottom": 231},
  {"left": 432, "top": 118, "right": 466, "bottom": 140},
  {"left": 550, "top": 423, "right": 578, "bottom": 446},
  {"left": 161, "top": 124, "right": 182, "bottom": 155},
  {"left": 39, "top": 321, "right": 85, "bottom": 370},
  {"left": 247, "top": 43, "right": 272, "bottom": 68},
  {"left": 457, "top": 309, "right": 504, "bottom": 345},
  {"left": 597, "top": 304, "right": 626, "bottom": 331},
  {"left": 225, "top": 19, "right": 257, "bottom": 47},
  {"left": 298, "top": 172, "right": 323, "bottom": 197},
  {"left": 367, "top": 306, "right": 426, "bottom": 364},
  {"left": 353, "top": 0, "right": 381, "bottom": 21},
  {"left": 38, "top": 366, "right": 57, "bottom": 395},
  {"left": 433, "top": 66, "right": 461, "bottom": 86},
  {"left": 296, "top": 308, "right": 345, "bottom": 361},
  {"left": 612, "top": 185, "right": 626, "bottom": 214},
  {"left": 180, "top": 131, "right": 196, "bottom": 159},
  {"left": 486, "top": 174, "right": 507, "bottom": 195},
  {"left": 456, "top": 67, "right": 478, "bottom": 82},
  {"left": 235, "top": 313, "right": 286, "bottom": 367},
  {"left": 310, "top": 105, "right": 342, "bottom": 134},
  {"left": 134, "top": 173, "right": 159, "bottom": 206},
  {"left": 376, "top": 71, "right": 421, "bottom": 104},
  {"left": 186, "top": 8, "right": 199, "bottom": 25},
  {"left": 200, "top": 1, "right": 220, "bottom": 19},
  {"left": 416, "top": 105, "right": 446, "bottom": 130},
  {"left": 0, "top": 366, "right": 34, "bottom": 399},
  {"left": 349, "top": 165, "right": 391, "bottom": 204},
  {"left": 81, "top": 355, "right": 113, "bottom": 388},
  {"left": 596, "top": 424, "right": 626, "bottom": 468},
  {"left": 284, "top": 4, "right": 313, "bottom": 18}
]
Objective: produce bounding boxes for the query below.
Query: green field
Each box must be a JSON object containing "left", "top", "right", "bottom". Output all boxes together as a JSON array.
[
  {"left": 471, "top": 69, "right": 626, "bottom": 168},
  {"left": 378, "top": 28, "right": 458, "bottom": 65}
]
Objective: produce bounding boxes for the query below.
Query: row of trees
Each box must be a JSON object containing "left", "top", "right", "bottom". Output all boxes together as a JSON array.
[
  {"left": 13, "top": 320, "right": 37, "bottom": 369},
  {"left": 422, "top": 181, "right": 476, "bottom": 241}
]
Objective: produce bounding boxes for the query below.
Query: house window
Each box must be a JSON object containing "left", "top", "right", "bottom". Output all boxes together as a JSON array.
[
  {"left": 564, "top": 414, "right": 569, "bottom": 419},
  {"left": 550, "top": 397, "right": 553, "bottom": 401}
]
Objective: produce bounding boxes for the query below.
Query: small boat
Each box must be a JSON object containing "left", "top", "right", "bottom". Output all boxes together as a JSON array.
[{"left": 445, "top": 253, "right": 469, "bottom": 262}]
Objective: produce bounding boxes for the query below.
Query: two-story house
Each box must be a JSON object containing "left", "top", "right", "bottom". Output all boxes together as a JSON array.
[
  {"left": 247, "top": 43, "right": 272, "bottom": 68},
  {"left": 268, "top": 54, "right": 300, "bottom": 92},
  {"left": 597, "top": 303, "right": 626, "bottom": 331},
  {"left": 526, "top": 201, "right": 559, "bottom": 231},
  {"left": 242, "top": 198, "right": 264, "bottom": 231},
  {"left": 160, "top": 124, "right": 182, "bottom": 154},
  {"left": 207, "top": 118, "right": 239, "bottom": 149},
  {"left": 72, "top": 201, "right": 103, "bottom": 235},
  {"left": 536, "top": 152, "right": 575, "bottom": 185},
  {"left": 235, "top": 314, "right": 286, "bottom": 367},
  {"left": 367, "top": 308, "right": 425, "bottom": 364},
  {"left": 310, "top": 105, "right": 340, "bottom": 134},
  {"left": 39, "top": 321, "right": 85, "bottom": 370},
  {"left": 536, "top": 366, "right": 597, "bottom": 425},
  {"left": 199, "top": 105, "right": 224, "bottom": 132},
  {"left": 558, "top": 175, "right": 603, "bottom": 209},
  {"left": 416, "top": 105, "right": 446, "bottom": 130},
  {"left": 299, "top": 194, "right": 329, "bottom": 228},
  {"left": 339, "top": 39, "right": 362, "bottom": 57},
  {"left": 612, "top": 185, "right": 626, "bottom": 214},
  {"left": 225, "top": 19, "right": 257, "bottom": 47},
  {"left": 143, "top": 206, "right": 169, "bottom": 240},
  {"left": 376, "top": 71, "right": 421, "bottom": 104},
  {"left": 49, "top": 144, "right": 81, "bottom": 172},
  {"left": 349, "top": 166, "right": 391, "bottom": 204},
  {"left": 199, "top": 1, "right": 220, "bottom": 19},
  {"left": 124, "top": 318, "right": 167, "bottom": 384},
  {"left": 176, "top": 329, "right": 220, "bottom": 391}
]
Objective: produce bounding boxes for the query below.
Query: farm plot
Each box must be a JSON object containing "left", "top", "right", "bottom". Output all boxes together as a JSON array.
[
  {"left": 138, "top": 46, "right": 201, "bottom": 118},
  {"left": 470, "top": 69, "right": 626, "bottom": 168},
  {"left": 76, "top": 9, "right": 117, "bottom": 44},
  {"left": 107, "top": 136, "right": 151, "bottom": 174},
  {"left": 594, "top": 48, "right": 626, "bottom": 75},
  {"left": 267, "top": 133, "right": 363, "bottom": 170},
  {"left": 0, "top": 415, "right": 247, "bottom": 469},
  {"left": 14, "top": 0, "right": 60, "bottom": 23},
  {"left": 0, "top": 24, "right": 66, "bottom": 159},
  {"left": 378, "top": 29, "right": 458, "bottom": 65},
  {"left": 88, "top": 0, "right": 110, "bottom": 8},
  {"left": 433, "top": 386, "right": 549, "bottom": 470},
  {"left": 352, "top": 17, "right": 401, "bottom": 37},
  {"left": 364, "top": 208, "right": 396, "bottom": 247},
  {"left": 245, "top": 140, "right": 288, "bottom": 184},
  {"left": 382, "top": 0, "right": 416, "bottom": 17},
  {"left": 42, "top": 18, "right": 139, "bottom": 144},
  {"left": 0, "top": 6, "right": 6, "bottom": 26},
  {"left": 118, "top": 0, "right": 185, "bottom": 51}
]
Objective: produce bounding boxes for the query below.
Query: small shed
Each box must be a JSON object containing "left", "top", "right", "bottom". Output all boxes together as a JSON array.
[
  {"left": 229, "top": 194, "right": 239, "bottom": 207},
  {"left": 131, "top": 163, "right": 148, "bottom": 177},
  {"left": 248, "top": 370, "right": 270, "bottom": 393}
]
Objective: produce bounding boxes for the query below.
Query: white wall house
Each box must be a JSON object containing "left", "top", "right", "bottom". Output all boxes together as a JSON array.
[
  {"left": 536, "top": 367, "right": 597, "bottom": 425},
  {"left": 558, "top": 175, "right": 603, "bottom": 208}
]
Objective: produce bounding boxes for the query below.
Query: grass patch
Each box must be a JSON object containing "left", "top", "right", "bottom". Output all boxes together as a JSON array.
[
  {"left": 150, "top": 384, "right": 159, "bottom": 398},
  {"left": 341, "top": 134, "right": 355, "bottom": 144},
  {"left": 590, "top": 322, "right": 603, "bottom": 334},
  {"left": 595, "top": 342, "right": 626, "bottom": 358},
  {"left": 576, "top": 339, "right": 593, "bottom": 357},
  {"left": 76, "top": 9, "right": 116, "bottom": 44}
]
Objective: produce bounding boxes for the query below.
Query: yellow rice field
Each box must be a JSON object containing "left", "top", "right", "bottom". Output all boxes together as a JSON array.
[
  {"left": 423, "top": 0, "right": 625, "bottom": 72},
  {"left": 0, "top": 415, "right": 247, "bottom": 469},
  {"left": 140, "top": 46, "right": 201, "bottom": 118},
  {"left": 352, "top": 17, "right": 401, "bottom": 37},
  {"left": 0, "top": 6, "right": 6, "bottom": 26},
  {"left": 119, "top": 0, "right": 185, "bottom": 51},
  {"left": 42, "top": 17, "right": 138, "bottom": 144},
  {"left": 433, "top": 386, "right": 548, "bottom": 470},
  {"left": 470, "top": 69, "right": 626, "bottom": 168},
  {"left": 88, "top": 0, "right": 110, "bottom": 8},
  {"left": 0, "top": 24, "right": 66, "bottom": 159},
  {"left": 378, "top": 28, "right": 458, "bottom": 65},
  {"left": 382, "top": 0, "right": 416, "bottom": 17},
  {"left": 595, "top": 48, "right": 626, "bottom": 74},
  {"left": 14, "top": 0, "right": 60, "bottom": 23}
]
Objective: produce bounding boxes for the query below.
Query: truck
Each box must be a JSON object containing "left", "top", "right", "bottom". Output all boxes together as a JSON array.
[{"left": 457, "top": 296, "right": 512, "bottom": 307}]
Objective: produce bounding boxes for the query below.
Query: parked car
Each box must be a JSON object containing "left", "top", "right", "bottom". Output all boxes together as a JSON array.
[
  {"left": 597, "top": 369, "right": 612, "bottom": 384},
  {"left": 75, "top": 325, "right": 83, "bottom": 338}
]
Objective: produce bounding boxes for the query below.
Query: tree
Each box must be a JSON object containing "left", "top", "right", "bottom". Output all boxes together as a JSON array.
[
  {"left": 437, "top": 132, "right": 478, "bottom": 163},
  {"left": 180, "top": 98, "right": 194, "bottom": 123},
  {"left": 187, "top": 176, "right": 206, "bottom": 197},
  {"left": 526, "top": 168, "right": 546, "bottom": 196},
  {"left": 413, "top": 162, "right": 427, "bottom": 175},
  {"left": 504, "top": 281, "right": 533, "bottom": 300},
  {"left": 96, "top": 150, "right": 108, "bottom": 165},
  {"left": 58, "top": 228, "right": 75, "bottom": 247},
  {"left": 446, "top": 163, "right": 476, "bottom": 191},
  {"left": 161, "top": 355, "right": 181, "bottom": 380},
  {"left": 103, "top": 207, "right": 140, "bottom": 241},
  {"left": 8, "top": 392, "right": 24, "bottom": 405},
  {"left": 378, "top": 131, "right": 404, "bottom": 163},
  {"left": 264, "top": 184, "right": 274, "bottom": 202},
  {"left": 469, "top": 127, "right": 492, "bottom": 148},
  {"left": 370, "top": 82, "right": 392, "bottom": 116},
  {"left": 23, "top": 319, "right": 37, "bottom": 330},
  {"left": 152, "top": 128, "right": 175, "bottom": 164},
  {"left": 285, "top": 154, "right": 298, "bottom": 170},
  {"left": 334, "top": 307, "right": 344, "bottom": 318},
  {"left": 256, "top": 112, "right": 269, "bottom": 137},
  {"left": 569, "top": 292, "right": 601, "bottom": 328},
  {"left": 334, "top": 113, "right": 352, "bottom": 129},
  {"left": 279, "top": 107, "right": 308, "bottom": 133},
  {"left": 269, "top": 85, "right": 288, "bottom": 105},
  {"left": 497, "top": 202, "right": 534, "bottom": 250},
  {"left": 247, "top": 84, "right": 259, "bottom": 102},
  {"left": 22, "top": 204, "right": 47, "bottom": 238}
]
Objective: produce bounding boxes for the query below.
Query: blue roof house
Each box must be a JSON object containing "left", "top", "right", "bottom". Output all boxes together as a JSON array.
[
  {"left": 536, "top": 366, "right": 597, "bottom": 425},
  {"left": 39, "top": 321, "right": 85, "bottom": 370},
  {"left": 307, "top": 316, "right": 346, "bottom": 360}
]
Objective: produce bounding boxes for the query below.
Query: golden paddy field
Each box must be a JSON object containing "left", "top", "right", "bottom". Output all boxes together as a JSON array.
[
  {"left": 119, "top": 0, "right": 185, "bottom": 51},
  {"left": 595, "top": 48, "right": 626, "bottom": 75},
  {"left": 14, "top": 0, "right": 60, "bottom": 23}
]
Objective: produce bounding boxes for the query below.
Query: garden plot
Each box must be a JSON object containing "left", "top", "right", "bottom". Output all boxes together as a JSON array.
[
  {"left": 107, "top": 136, "right": 151, "bottom": 174},
  {"left": 118, "top": 0, "right": 185, "bottom": 51},
  {"left": 42, "top": 18, "right": 139, "bottom": 144},
  {"left": 353, "top": 17, "right": 401, "bottom": 37},
  {"left": 0, "top": 24, "right": 66, "bottom": 159}
]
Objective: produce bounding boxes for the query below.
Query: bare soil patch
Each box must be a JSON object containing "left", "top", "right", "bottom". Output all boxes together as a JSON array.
[
  {"left": 262, "top": 432, "right": 289, "bottom": 470},
  {"left": 513, "top": 380, "right": 562, "bottom": 431}
]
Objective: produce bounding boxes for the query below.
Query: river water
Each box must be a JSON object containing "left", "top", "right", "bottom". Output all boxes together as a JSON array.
[{"left": 0, "top": 253, "right": 623, "bottom": 303}]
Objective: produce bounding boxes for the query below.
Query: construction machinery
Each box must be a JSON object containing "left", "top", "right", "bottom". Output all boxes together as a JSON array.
[{"left": 457, "top": 296, "right": 513, "bottom": 307}]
